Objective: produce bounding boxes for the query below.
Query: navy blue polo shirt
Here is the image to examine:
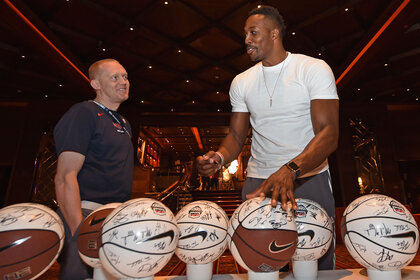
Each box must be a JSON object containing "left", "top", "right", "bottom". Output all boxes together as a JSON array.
[{"left": 54, "top": 101, "right": 133, "bottom": 204}]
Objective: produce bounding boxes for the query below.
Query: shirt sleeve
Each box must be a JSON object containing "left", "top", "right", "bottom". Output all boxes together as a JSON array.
[
  {"left": 54, "top": 103, "right": 96, "bottom": 156},
  {"left": 305, "top": 60, "right": 339, "bottom": 100},
  {"left": 230, "top": 76, "right": 249, "bottom": 112}
]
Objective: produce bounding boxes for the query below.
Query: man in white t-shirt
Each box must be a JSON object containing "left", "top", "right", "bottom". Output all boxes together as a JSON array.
[{"left": 197, "top": 5, "right": 339, "bottom": 270}]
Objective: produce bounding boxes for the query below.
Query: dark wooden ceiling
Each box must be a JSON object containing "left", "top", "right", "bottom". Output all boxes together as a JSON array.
[{"left": 0, "top": 0, "right": 419, "bottom": 162}]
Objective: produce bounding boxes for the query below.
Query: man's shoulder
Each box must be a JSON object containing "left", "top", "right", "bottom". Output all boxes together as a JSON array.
[
  {"left": 65, "top": 100, "right": 99, "bottom": 115},
  {"left": 234, "top": 62, "right": 261, "bottom": 81},
  {"left": 289, "top": 53, "right": 329, "bottom": 69}
]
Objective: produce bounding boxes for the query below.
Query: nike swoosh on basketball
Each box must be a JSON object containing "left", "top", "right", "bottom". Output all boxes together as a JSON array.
[
  {"left": 145, "top": 230, "right": 175, "bottom": 244},
  {"left": 382, "top": 231, "right": 417, "bottom": 242},
  {"left": 97, "top": 113, "right": 104, "bottom": 116},
  {"left": 269, "top": 240, "right": 296, "bottom": 253},
  {"left": 298, "top": 230, "right": 315, "bottom": 241},
  {"left": 179, "top": 230, "right": 208, "bottom": 242},
  {"left": 0, "top": 236, "right": 31, "bottom": 253},
  {"left": 89, "top": 216, "right": 106, "bottom": 226}
]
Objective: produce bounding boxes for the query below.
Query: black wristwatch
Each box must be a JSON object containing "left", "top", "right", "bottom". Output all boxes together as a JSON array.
[{"left": 285, "top": 161, "right": 301, "bottom": 178}]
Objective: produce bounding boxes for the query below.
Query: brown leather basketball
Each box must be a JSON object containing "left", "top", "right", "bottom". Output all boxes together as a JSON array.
[
  {"left": 231, "top": 223, "right": 297, "bottom": 272},
  {"left": 0, "top": 203, "right": 64, "bottom": 280},
  {"left": 77, "top": 207, "right": 116, "bottom": 259},
  {"left": 0, "top": 229, "right": 61, "bottom": 280}
]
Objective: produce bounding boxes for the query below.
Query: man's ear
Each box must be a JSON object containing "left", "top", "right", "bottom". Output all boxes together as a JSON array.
[
  {"left": 272, "top": 28, "right": 280, "bottom": 40},
  {"left": 90, "top": 79, "right": 100, "bottom": 90}
]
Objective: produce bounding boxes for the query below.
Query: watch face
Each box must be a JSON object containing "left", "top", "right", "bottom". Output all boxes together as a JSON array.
[{"left": 288, "top": 161, "right": 299, "bottom": 171}]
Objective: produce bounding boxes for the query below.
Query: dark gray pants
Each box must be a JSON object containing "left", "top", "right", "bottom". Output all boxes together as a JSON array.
[
  {"left": 57, "top": 208, "right": 93, "bottom": 280},
  {"left": 242, "top": 170, "right": 335, "bottom": 270}
]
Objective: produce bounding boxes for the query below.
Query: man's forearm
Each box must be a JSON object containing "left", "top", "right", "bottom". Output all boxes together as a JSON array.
[
  {"left": 217, "top": 112, "right": 250, "bottom": 166},
  {"left": 291, "top": 124, "right": 338, "bottom": 177},
  {"left": 55, "top": 176, "right": 83, "bottom": 235},
  {"left": 218, "top": 133, "right": 245, "bottom": 166}
]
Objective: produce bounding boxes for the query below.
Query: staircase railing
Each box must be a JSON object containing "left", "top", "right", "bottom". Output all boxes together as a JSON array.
[{"left": 153, "top": 162, "right": 192, "bottom": 213}]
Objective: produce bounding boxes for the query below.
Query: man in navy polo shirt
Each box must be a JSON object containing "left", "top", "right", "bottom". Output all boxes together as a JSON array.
[{"left": 54, "top": 59, "right": 134, "bottom": 279}]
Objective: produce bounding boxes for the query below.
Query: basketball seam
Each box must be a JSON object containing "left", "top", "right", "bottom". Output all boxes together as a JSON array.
[
  {"left": 177, "top": 221, "right": 228, "bottom": 231},
  {"left": 345, "top": 216, "right": 418, "bottom": 228},
  {"left": 232, "top": 231, "right": 296, "bottom": 262},
  {"left": 101, "top": 242, "right": 175, "bottom": 255},
  {"left": 344, "top": 230, "right": 417, "bottom": 255},
  {"left": 103, "top": 199, "right": 170, "bottom": 227},
  {"left": 177, "top": 235, "right": 228, "bottom": 251},
  {"left": 78, "top": 230, "right": 100, "bottom": 236},
  {"left": 0, "top": 237, "right": 61, "bottom": 268},
  {"left": 179, "top": 201, "right": 228, "bottom": 219},
  {"left": 296, "top": 221, "right": 333, "bottom": 233},
  {"left": 1, "top": 205, "right": 64, "bottom": 236},
  {"left": 102, "top": 219, "right": 177, "bottom": 235}
]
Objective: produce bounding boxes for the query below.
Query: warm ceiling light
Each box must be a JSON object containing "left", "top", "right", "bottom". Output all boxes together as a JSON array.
[
  {"left": 44, "top": 94, "right": 48, "bottom": 98},
  {"left": 318, "top": 52, "right": 322, "bottom": 56},
  {"left": 217, "top": 109, "right": 221, "bottom": 112},
  {"left": 257, "top": 5, "right": 262, "bottom": 8},
  {"left": 345, "top": 8, "right": 349, "bottom": 12},
  {"left": 129, "top": 27, "right": 134, "bottom": 31},
  {"left": 292, "top": 32, "right": 296, "bottom": 35},
  {"left": 170, "top": 108, "right": 175, "bottom": 111},
  {"left": 164, "top": 1, "right": 169, "bottom": 5},
  {"left": 370, "top": 97, "right": 374, "bottom": 101},
  {"left": 102, "top": 48, "right": 106, "bottom": 52},
  {"left": 406, "top": 88, "right": 410, "bottom": 92},
  {"left": 192, "top": 100, "right": 195, "bottom": 104},
  {"left": 216, "top": 91, "right": 220, "bottom": 94},
  {"left": 148, "top": 65, "right": 152, "bottom": 69},
  {"left": 186, "top": 79, "right": 190, "bottom": 83},
  {"left": 21, "top": 55, "right": 25, "bottom": 58},
  {"left": 384, "top": 63, "right": 388, "bottom": 67},
  {"left": 59, "top": 84, "right": 63, "bottom": 87},
  {"left": 357, "top": 88, "right": 361, "bottom": 91},
  {"left": 177, "top": 49, "right": 182, "bottom": 53},
  {"left": 140, "top": 100, "right": 144, "bottom": 103},
  {"left": 416, "top": 98, "right": 419, "bottom": 101}
]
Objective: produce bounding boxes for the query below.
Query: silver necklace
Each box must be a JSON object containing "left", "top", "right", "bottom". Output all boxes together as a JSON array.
[{"left": 261, "top": 57, "right": 286, "bottom": 107}]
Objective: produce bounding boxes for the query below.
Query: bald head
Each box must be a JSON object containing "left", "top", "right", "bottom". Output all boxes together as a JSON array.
[{"left": 88, "top": 59, "right": 120, "bottom": 80}]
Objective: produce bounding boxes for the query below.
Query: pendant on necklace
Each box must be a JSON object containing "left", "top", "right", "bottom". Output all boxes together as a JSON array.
[{"left": 270, "top": 98, "right": 272, "bottom": 107}]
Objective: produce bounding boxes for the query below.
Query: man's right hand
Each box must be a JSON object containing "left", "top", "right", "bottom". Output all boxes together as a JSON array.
[{"left": 196, "top": 151, "right": 221, "bottom": 177}]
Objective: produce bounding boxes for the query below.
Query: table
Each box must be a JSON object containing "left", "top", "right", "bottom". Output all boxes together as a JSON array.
[{"left": 154, "top": 266, "right": 420, "bottom": 279}]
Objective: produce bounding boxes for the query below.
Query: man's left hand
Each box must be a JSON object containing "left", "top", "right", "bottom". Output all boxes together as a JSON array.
[{"left": 246, "top": 165, "right": 297, "bottom": 210}]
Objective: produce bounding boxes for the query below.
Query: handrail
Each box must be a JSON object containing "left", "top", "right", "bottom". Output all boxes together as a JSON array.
[{"left": 155, "top": 163, "right": 190, "bottom": 202}]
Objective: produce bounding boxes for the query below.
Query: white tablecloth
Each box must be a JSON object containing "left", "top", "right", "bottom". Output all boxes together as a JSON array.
[{"left": 154, "top": 266, "right": 420, "bottom": 279}]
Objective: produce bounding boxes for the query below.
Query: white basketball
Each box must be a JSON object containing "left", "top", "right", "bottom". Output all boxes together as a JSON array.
[
  {"left": 342, "top": 194, "right": 419, "bottom": 271},
  {"left": 77, "top": 203, "right": 121, "bottom": 268},
  {"left": 292, "top": 198, "right": 333, "bottom": 261},
  {"left": 99, "top": 198, "right": 178, "bottom": 278},
  {"left": 227, "top": 198, "right": 297, "bottom": 272},
  {"left": 0, "top": 203, "right": 64, "bottom": 280},
  {"left": 175, "top": 200, "right": 229, "bottom": 264}
]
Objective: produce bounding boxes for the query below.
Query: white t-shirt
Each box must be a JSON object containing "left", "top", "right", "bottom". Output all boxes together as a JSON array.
[{"left": 230, "top": 52, "right": 338, "bottom": 179}]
